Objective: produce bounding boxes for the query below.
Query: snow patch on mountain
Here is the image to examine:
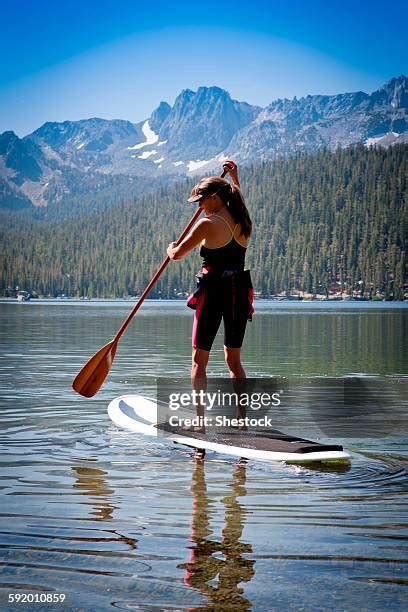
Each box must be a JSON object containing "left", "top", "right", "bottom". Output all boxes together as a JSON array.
[
  {"left": 187, "top": 159, "right": 211, "bottom": 172},
  {"left": 127, "top": 121, "right": 158, "bottom": 150},
  {"left": 187, "top": 154, "right": 227, "bottom": 173},
  {"left": 365, "top": 131, "right": 401, "bottom": 147},
  {"left": 138, "top": 150, "right": 157, "bottom": 159}
]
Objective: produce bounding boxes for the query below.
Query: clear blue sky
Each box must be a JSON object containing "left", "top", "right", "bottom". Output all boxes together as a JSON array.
[{"left": 1, "top": 0, "right": 407, "bottom": 136}]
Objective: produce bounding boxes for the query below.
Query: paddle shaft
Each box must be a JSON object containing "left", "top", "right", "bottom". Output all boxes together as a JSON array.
[
  {"left": 114, "top": 206, "right": 201, "bottom": 343},
  {"left": 72, "top": 166, "right": 231, "bottom": 397},
  {"left": 113, "top": 168, "right": 228, "bottom": 343}
]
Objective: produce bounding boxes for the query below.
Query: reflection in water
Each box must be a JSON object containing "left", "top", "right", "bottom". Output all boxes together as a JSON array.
[
  {"left": 180, "top": 460, "right": 255, "bottom": 610},
  {"left": 1, "top": 302, "right": 407, "bottom": 609},
  {"left": 72, "top": 464, "right": 117, "bottom": 521},
  {"left": 71, "top": 463, "right": 139, "bottom": 552}
]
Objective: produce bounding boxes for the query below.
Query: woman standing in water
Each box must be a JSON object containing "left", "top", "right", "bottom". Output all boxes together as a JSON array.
[{"left": 167, "top": 161, "right": 253, "bottom": 397}]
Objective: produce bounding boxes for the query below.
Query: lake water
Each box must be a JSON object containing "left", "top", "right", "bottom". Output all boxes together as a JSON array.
[{"left": 0, "top": 300, "right": 407, "bottom": 610}]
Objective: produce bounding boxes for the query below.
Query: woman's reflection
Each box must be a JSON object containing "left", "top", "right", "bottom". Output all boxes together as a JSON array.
[{"left": 179, "top": 459, "right": 255, "bottom": 609}]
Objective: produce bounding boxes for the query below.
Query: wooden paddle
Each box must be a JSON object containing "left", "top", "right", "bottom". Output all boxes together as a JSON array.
[{"left": 72, "top": 164, "right": 231, "bottom": 397}]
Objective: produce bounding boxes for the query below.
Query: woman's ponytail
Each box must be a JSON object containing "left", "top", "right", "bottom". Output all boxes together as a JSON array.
[
  {"left": 189, "top": 176, "right": 252, "bottom": 238},
  {"left": 228, "top": 184, "right": 252, "bottom": 239}
]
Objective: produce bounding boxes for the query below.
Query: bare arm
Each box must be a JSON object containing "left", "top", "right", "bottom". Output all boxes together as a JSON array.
[
  {"left": 167, "top": 218, "right": 211, "bottom": 260},
  {"left": 224, "top": 159, "right": 240, "bottom": 188}
]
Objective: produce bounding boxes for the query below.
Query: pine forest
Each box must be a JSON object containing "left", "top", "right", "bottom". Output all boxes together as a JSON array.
[{"left": 1, "top": 145, "right": 407, "bottom": 300}]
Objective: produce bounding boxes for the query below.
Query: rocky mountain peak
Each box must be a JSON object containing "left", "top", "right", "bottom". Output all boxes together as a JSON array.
[
  {"left": 0, "top": 131, "right": 43, "bottom": 185},
  {"left": 383, "top": 74, "right": 407, "bottom": 107},
  {"left": 196, "top": 85, "right": 230, "bottom": 99},
  {"left": 369, "top": 74, "right": 408, "bottom": 108},
  {"left": 149, "top": 101, "right": 171, "bottom": 132},
  {"left": 157, "top": 85, "right": 260, "bottom": 157},
  {"left": 0, "top": 130, "right": 20, "bottom": 155},
  {"left": 1, "top": 75, "right": 407, "bottom": 210}
]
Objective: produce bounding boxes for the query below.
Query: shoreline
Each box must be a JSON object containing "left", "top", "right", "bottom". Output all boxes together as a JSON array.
[{"left": 1, "top": 297, "right": 407, "bottom": 308}]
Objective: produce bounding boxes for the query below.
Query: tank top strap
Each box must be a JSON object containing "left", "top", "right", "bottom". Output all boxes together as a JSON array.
[{"left": 211, "top": 213, "right": 235, "bottom": 236}]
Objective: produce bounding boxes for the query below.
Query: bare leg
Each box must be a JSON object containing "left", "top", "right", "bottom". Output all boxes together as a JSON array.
[
  {"left": 190, "top": 348, "right": 209, "bottom": 436},
  {"left": 224, "top": 347, "right": 247, "bottom": 425},
  {"left": 191, "top": 348, "right": 210, "bottom": 397},
  {"left": 224, "top": 347, "right": 246, "bottom": 379}
]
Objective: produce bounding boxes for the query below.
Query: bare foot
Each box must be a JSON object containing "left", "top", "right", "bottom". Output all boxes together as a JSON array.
[
  {"left": 181, "top": 424, "right": 206, "bottom": 434},
  {"left": 194, "top": 448, "right": 206, "bottom": 461}
]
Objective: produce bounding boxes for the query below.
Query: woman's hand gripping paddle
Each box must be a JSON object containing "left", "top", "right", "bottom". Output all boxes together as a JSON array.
[{"left": 72, "top": 163, "right": 232, "bottom": 397}]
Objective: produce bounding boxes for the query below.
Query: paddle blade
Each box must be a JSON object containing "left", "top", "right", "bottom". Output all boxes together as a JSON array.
[{"left": 72, "top": 339, "right": 118, "bottom": 397}]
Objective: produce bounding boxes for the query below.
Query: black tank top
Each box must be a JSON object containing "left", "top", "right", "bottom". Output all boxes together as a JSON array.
[{"left": 200, "top": 214, "right": 246, "bottom": 273}]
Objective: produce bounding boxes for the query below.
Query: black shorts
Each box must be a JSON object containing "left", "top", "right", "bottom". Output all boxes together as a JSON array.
[{"left": 190, "top": 271, "right": 253, "bottom": 351}]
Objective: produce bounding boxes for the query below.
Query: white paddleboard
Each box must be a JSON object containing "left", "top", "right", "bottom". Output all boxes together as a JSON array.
[{"left": 108, "top": 394, "right": 350, "bottom": 465}]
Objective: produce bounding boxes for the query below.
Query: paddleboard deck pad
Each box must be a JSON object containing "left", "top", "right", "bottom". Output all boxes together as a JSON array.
[{"left": 108, "top": 394, "right": 350, "bottom": 464}]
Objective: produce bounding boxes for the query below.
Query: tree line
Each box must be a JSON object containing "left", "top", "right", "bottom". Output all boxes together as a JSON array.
[{"left": 1, "top": 144, "right": 406, "bottom": 299}]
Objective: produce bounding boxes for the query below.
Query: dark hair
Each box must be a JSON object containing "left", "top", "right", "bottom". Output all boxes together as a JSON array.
[{"left": 190, "top": 176, "right": 252, "bottom": 238}]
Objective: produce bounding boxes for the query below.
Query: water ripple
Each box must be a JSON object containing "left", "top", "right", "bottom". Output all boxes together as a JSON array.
[{"left": 1, "top": 302, "right": 407, "bottom": 609}]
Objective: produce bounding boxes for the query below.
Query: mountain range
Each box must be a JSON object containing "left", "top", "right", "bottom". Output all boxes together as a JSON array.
[{"left": 1, "top": 75, "right": 407, "bottom": 210}]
